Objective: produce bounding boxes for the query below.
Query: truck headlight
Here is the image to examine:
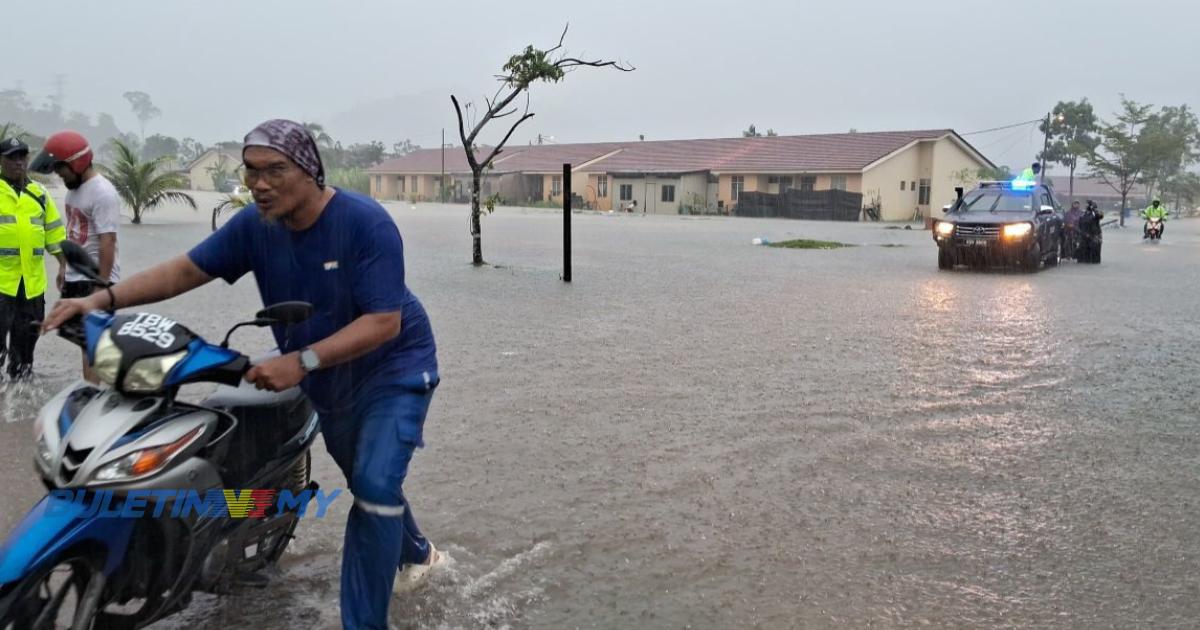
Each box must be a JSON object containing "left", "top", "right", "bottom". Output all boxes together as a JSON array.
[
  {"left": 935, "top": 222, "right": 955, "bottom": 237},
  {"left": 1002, "top": 223, "right": 1033, "bottom": 239}
]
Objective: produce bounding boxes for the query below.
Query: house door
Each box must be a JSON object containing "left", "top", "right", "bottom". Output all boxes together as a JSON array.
[{"left": 644, "top": 182, "right": 656, "bottom": 214}]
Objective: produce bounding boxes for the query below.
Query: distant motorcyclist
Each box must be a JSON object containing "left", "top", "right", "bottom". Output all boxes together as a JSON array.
[{"left": 1140, "top": 198, "right": 1168, "bottom": 239}]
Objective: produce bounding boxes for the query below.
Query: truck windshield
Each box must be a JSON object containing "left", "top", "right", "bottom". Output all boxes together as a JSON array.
[{"left": 959, "top": 191, "right": 1033, "bottom": 212}]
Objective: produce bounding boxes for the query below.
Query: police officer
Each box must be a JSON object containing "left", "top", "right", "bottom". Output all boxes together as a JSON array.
[{"left": 0, "top": 138, "right": 66, "bottom": 379}]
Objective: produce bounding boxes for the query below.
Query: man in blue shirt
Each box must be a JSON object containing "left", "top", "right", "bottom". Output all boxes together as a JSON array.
[{"left": 44, "top": 119, "right": 442, "bottom": 629}]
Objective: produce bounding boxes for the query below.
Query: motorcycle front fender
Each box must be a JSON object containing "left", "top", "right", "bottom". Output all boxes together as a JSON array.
[{"left": 0, "top": 493, "right": 134, "bottom": 584}]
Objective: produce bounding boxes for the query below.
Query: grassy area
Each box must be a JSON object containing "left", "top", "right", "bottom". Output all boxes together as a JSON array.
[{"left": 767, "top": 238, "right": 853, "bottom": 250}]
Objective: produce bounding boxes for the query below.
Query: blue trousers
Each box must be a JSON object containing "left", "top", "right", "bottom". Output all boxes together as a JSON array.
[{"left": 319, "top": 373, "right": 438, "bottom": 630}]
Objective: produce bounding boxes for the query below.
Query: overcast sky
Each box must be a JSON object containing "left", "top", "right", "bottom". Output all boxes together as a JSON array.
[{"left": 8, "top": 0, "right": 1198, "bottom": 169}]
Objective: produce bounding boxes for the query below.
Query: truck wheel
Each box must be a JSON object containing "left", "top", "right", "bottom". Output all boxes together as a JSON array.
[
  {"left": 1021, "top": 243, "right": 1041, "bottom": 272},
  {"left": 938, "top": 248, "right": 952, "bottom": 270}
]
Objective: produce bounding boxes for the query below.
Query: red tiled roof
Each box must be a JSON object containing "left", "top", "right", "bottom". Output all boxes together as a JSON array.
[
  {"left": 367, "top": 145, "right": 508, "bottom": 174},
  {"left": 368, "top": 129, "right": 979, "bottom": 175},
  {"left": 581, "top": 130, "right": 955, "bottom": 174},
  {"left": 485, "top": 142, "right": 629, "bottom": 173}
]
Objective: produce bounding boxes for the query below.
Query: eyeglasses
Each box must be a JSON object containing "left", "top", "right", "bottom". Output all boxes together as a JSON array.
[{"left": 243, "top": 162, "right": 294, "bottom": 186}]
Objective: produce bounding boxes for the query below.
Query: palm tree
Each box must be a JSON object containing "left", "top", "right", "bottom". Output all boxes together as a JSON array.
[
  {"left": 211, "top": 188, "right": 252, "bottom": 231},
  {"left": 302, "top": 121, "right": 334, "bottom": 149},
  {"left": 0, "top": 122, "right": 26, "bottom": 141},
  {"left": 99, "top": 139, "right": 196, "bottom": 224}
]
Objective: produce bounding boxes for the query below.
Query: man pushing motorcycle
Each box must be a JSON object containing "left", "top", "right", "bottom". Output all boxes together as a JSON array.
[{"left": 43, "top": 118, "right": 444, "bottom": 629}]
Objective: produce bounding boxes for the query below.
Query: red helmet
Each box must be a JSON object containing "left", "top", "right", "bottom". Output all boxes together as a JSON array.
[{"left": 31, "top": 130, "right": 93, "bottom": 175}]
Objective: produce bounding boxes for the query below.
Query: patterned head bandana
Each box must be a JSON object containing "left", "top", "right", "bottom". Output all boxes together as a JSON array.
[{"left": 243, "top": 119, "right": 325, "bottom": 188}]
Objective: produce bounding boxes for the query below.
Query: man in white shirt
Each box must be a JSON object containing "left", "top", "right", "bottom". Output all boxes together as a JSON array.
[{"left": 32, "top": 130, "right": 121, "bottom": 380}]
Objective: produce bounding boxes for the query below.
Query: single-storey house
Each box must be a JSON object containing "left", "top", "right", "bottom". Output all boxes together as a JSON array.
[{"left": 367, "top": 129, "right": 994, "bottom": 222}]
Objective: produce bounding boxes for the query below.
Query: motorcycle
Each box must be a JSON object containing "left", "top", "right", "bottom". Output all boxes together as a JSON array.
[
  {"left": 1144, "top": 216, "right": 1164, "bottom": 241},
  {"left": 0, "top": 242, "right": 322, "bottom": 629},
  {"left": 1061, "top": 224, "right": 1082, "bottom": 260}
]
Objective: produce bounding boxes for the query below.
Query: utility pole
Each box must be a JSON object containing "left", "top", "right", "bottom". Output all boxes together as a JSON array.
[
  {"left": 440, "top": 128, "right": 445, "bottom": 203},
  {"left": 1040, "top": 110, "right": 1064, "bottom": 185}
]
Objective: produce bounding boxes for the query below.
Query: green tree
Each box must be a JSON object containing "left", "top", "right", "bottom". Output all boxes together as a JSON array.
[
  {"left": 451, "top": 24, "right": 633, "bottom": 265},
  {"left": 1138, "top": 104, "right": 1200, "bottom": 201},
  {"left": 179, "top": 137, "right": 206, "bottom": 163},
  {"left": 141, "top": 134, "right": 180, "bottom": 162},
  {"left": 1039, "top": 99, "right": 1099, "bottom": 203},
  {"left": 391, "top": 139, "right": 420, "bottom": 157},
  {"left": 1161, "top": 171, "right": 1200, "bottom": 215},
  {"left": 100, "top": 139, "right": 195, "bottom": 224},
  {"left": 1089, "top": 97, "right": 1154, "bottom": 227},
  {"left": 122, "top": 91, "right": 161, "bottom": 140}
]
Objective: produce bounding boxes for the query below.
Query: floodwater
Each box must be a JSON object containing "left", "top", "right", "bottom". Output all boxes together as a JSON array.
[{"left": 2, "top": 194, "right": 1198, "bottom": 629}]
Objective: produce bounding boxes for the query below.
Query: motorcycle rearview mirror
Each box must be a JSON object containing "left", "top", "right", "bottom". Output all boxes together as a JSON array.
[
  {"left": 60, "top": 241, "right": 104, "bottom": 284},
  {"left": 220, "top": 301, "right": 314, "bottom": 349},
  {"left": 255, "top": 302, "right": 314, "bottom": 326}
]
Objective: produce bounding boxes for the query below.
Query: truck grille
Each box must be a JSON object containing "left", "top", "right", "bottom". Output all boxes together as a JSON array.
[{"left": 954, "top": 224, "right": 1000, "bottom": 240}]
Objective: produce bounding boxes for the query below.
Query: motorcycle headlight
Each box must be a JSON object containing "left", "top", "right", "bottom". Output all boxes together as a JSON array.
[
  {"left": 935, "top": 221, "right": 955, "bottom": 236},
  {"left": 93, "top": 426, "right": 203, "bottom": 483},
  {"left": 122, "top": 351, "right": 187, "bottom": 393},
  {"left": 1002, "top": 223, "right": 1033, "bottom": 238},
  {"left": 91, "top": 330, "right": 122, "bottom": 386},
  {"left": 35, "top": 432, "right": 53, "bottom": 471}
]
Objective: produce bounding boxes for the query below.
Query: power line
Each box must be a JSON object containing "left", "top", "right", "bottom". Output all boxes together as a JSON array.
[{"left": 962, "top": 118, "right": 1043, "bottom": 136}]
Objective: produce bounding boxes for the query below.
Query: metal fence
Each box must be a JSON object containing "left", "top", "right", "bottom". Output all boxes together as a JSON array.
[{"left": 733, "top": 189, "right": 863, "bottom": 221}]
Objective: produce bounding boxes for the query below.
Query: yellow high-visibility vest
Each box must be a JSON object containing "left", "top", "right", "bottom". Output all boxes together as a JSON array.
[{"left": 0, "top": 179, "right": 66, "bottom": 298}]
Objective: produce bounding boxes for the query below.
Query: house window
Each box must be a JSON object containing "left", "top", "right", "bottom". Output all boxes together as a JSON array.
[
  {"left": 661, "top": 184, "right": 676, "bottom": 203},
  {"left": 900, "top": 181, "right": 906, "bottom": 191},
  {"left": 910, "top": 181, "right": 916, "bottom": 192},
  {"left": 799, "top": 176, "right": 815, "bottom": 192},
  {"left": 830, "top": 175, "right": 847, "bottom": 190},
  {"left": 767, "top": 176, "right": 780, "bottom": 185},
  {"left": 551, "top": 175, "right": 562, "bottom": 197},
  {"left": 619, "top": 184, "right": 633, "bottom": 201},
  {"left": 780, "top": 176, "right": 793, "bottom": 191},
  {"left": 598, "top": 175, "right": 608, "bottom": 198},
  {"left": 731, "top": 176, "right": 744, "bottom": 201},
  {"left": 918, "top": 179, "right": 931, "bottom": 205}
]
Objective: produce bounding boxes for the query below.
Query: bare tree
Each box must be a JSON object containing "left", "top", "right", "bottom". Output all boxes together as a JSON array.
[
  {"left": 122, "top": 91, "right": 161, "bottom": 141},
  {"left": 451, "top": 24, "right": 633, "bottom": 265}
]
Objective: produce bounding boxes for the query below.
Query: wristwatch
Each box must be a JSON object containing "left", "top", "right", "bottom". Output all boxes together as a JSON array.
[{"left": 299, "top": 347, "right": 322, "bottom": 372}]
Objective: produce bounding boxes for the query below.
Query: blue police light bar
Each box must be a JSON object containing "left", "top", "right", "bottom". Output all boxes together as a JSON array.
[{"left": 1010, "top": 179, "right": 1036, "bottom": 190}]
